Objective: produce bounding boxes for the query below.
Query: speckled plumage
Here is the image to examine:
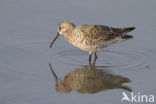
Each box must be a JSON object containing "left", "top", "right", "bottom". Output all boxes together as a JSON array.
[
  {"left": 57, "top": 21, "right": 135, "bottom": 53},
  {"left": 50, "top": 20, "right": 135, "bottom": 61}
]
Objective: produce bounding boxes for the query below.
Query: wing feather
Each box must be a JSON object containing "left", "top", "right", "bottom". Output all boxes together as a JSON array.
[{"left": 76, "top": 25, "right": 118, "bottom": 46}]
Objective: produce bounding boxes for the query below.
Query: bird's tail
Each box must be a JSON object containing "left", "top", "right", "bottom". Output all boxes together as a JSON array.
[
  {"left": 122, "top": 35, "right": 133, "bottom": 40},
  {"left": 116, "top": 34, "right": 133, "bottom": 42},
  {"left": 122, "top": 27, "right": 136, "bottom": 33},
  {"left": 118, "top": 86, "right": 132, "bottom": 92},
  {"left": 113, "top": 27, "right": 135, "bottom": 34},
  {"left": 114, "top": 27, "right": 135, "bottom": 42}
]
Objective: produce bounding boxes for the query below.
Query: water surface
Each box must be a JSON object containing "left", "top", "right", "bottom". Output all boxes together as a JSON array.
[{"left": 0, "top": 0, "right": 156, "bottom": 104}]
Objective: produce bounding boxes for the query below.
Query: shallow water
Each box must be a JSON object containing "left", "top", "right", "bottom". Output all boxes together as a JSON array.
[{"left": 0, "top": 0, "right": 156, "bottom": 104}]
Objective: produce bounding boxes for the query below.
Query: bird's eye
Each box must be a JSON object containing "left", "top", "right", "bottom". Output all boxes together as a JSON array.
[{"left": 59, "top": 27, "right": 61, "bottom": 30}]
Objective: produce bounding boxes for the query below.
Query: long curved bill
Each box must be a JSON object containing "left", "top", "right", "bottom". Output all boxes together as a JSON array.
[{"left": 50, "top": 32, "right": 60, "bottom": 48}]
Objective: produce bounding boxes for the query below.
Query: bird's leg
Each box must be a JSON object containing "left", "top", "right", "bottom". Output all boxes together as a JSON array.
[
  {"left": 94, "top": 53, "right": 97, "bottom": 60},
  {"left": 92, "top": 53, "right": 97, "bottom": 65},
  {"left": 92, "top": 53, "right": 97, "bottom": 66},
  {"left": 89, "top": 53, "right": 92, "bottom": 65}
]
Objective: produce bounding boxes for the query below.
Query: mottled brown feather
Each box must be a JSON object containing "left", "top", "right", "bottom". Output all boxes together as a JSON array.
[
  {"left": 77, "top": 25, "right": 117, "bottom": 40},
  {"left": 56, "top": 21, "right": 135, "bottom": 53}
]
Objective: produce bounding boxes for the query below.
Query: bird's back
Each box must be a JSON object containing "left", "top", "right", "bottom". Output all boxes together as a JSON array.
[
  {"left": 70, "top": 24, "right": 135, "bottom": 52},
  {"left": 74, "top": 24, "right": 135, "bottom": 40}
]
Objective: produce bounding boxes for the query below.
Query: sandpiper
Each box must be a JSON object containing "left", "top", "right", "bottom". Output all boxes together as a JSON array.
[{"left": 50, "top": 21, "right": 135, "bottom": 61}]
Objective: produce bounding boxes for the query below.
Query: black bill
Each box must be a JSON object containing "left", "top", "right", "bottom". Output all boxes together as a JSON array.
[{"left": 50, "top": 32, "right": 60, "bottom": 48}]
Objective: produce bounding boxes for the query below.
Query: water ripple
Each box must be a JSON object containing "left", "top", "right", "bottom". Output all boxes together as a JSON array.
[{"left": 50, "top": 48, "right": 156, "bottom": 72}]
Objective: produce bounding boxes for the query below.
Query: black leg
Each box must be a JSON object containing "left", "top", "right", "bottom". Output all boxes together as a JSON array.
[
  {"left": 94, "top": 53, "right": 97, "bottom": 60},
  {"left": 89, "top": 54, "right": 92, "bottom": 61},
  {"left": 89, "top": 54, "right": 92, "bottom": 65},
  {"left": 92, "top": 53, "right": 97, "bottom": 65}
]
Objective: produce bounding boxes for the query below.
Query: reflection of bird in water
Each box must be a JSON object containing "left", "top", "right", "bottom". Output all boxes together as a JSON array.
[{"left": 49, "top": 62, "right": 132, "bottom": 94}]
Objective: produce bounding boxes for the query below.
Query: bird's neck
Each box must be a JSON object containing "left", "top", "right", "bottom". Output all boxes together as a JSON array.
[{"left": 64, "top": 27, "right": 75, "bottom": 42}]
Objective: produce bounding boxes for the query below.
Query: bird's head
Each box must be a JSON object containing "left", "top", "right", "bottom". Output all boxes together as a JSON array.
[
  {"left": 50, "top": 20, "right": 75, "bottom": 48},
  {"left": 57, "top": 20, "right": 75, "bottom": 35}
]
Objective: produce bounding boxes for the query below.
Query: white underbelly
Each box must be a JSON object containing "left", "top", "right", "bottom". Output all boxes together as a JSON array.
[{"left": 68, "top": 38, "right": 118, "bottom": 53}]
